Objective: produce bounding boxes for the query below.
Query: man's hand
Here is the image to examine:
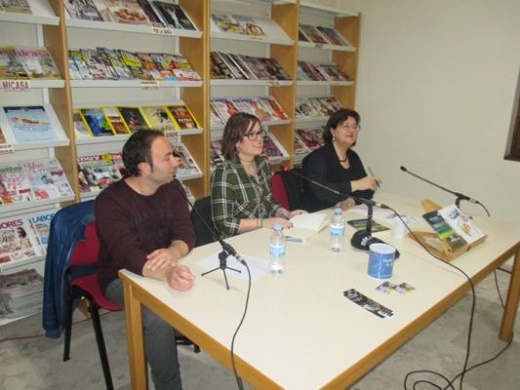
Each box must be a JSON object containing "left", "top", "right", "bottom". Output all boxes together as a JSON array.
[
  {"left": 146, "top": 247, "right": 181, "bottom": 271},
  {"left": 165, "top": 265, "right": 195, "bottom": 291}
]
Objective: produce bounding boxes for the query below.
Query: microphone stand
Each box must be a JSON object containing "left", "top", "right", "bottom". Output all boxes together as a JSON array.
[
  {"left": 172, "top": 179, "right": 245, "bottom": 290},
  {"left": 201, "top": 248, "right": 241, "bottom": 291}
]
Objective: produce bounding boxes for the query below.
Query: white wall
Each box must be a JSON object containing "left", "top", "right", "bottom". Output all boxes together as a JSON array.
[{"left": 336, "top": 0, "right": 520, "bottom": 222}]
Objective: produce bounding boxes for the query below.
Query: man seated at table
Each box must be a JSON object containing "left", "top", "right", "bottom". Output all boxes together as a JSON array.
[{"left": 95, "top": 129, "right": 196, "bottom": 390}]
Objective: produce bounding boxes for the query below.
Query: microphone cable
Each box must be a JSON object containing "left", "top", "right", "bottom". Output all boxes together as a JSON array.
[
  {"left": 172, "top": 180, "right": 252, "bottom": 390},
  {"left": 401, "top": 210, "right": 514, "bottom": 390}
]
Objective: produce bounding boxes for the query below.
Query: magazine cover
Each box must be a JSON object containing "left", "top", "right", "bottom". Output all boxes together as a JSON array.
[
  {"left": 210, "top": 139, "right": 225, "bottom": 171},
  {"left": 81, "top": 48, "right": 118, "bottom": 80},
  {"left": 141, "top": 105, "right": 180, "bottom": 132},
  {"left": 26, "top": 159, "right": 74, "bottom": 201},
  {"left": 262, "top": 132, "right": 286, "bottom": 162},
  {"left": 135, "top": 51, "right": 162, "bottom": 80},
  {"left": 2, "top": 105, "right": 60, "bottom": 143},
  {"left": 211, "top": 98, "right": 239, "bottom": 123},
  {"left": 15, "top": 46, "right": 61, "bottom": 80},
  {"left": 77, "top": 153, "right": 123, "bottom": 193},
  {"left": 78, "top": 107, "right": 115, "bottom": 137},
  {"left": 0, "top": 46, "right": 27, "bottom": 79},
  {"left": 65, "top": 0, "right": 104, "bottom": 21},
  {"left": 0, "top": 216, "right": 43, "bottom": 265},
  {"left": 209, "top": 104, "right": 224, "bottom": 126},
  {"left": 98, "top": 47, "right": 134, "bottom": 80},
  {"left": 0, "top": 162, "right": 33, "bottom": 205},
  {"left": 72, "top": 109, "right": 91, "bottom": 139},
  {"left": 102, "top": 107, "right": 132, "bottom": 135},
  {"left": 295, "top": 97, "right": 320, "bottom": 118},
  {"left": 211, "top": 13, "right": 243, "bottom": 34},
  {"left": 296, "top": 127, "right": 324, "bottom": 151},
  {"left": 152, "top": 1, "right": 196, "bottom": 30},
  {"left": 316, "top": 26, "right": 351, "bottom": 47},
  {"left": 257, "top": 96, "right": 289, "bottom": 120},
  {"left": 69, "top": 49, "right": 95, "bottom": 80},
  {"left": 299, "top": 24, "right": 328, "bottom": 44},
  {"left": 166, "top": 105, "right": 200, "bottom": 130},
  {"left": 25, "top": 209, "right": 58, "bottom": 252},
  {"left": 117, "top": 106, "right": 150, "bottom": 132},
  {"left": 234, "top": 14, "right": 265, "bottom": 37},
  {"left": 294, "top": 134, "right": 311, "bottom": 156},
  {"left": 0, "top": 0, "right": 32, "bottom": 14},
  {"left": 0, "top": 268, "right": 44, "bottom": 318},
  {"left": 174, "top": 144, "right": 201, "bottom": 177},
  {"left": 105, "top": 0, "right": 151, "bottom": 25},
  {"left": 149, "top": 52, "right": 177, "bottom": 81}
]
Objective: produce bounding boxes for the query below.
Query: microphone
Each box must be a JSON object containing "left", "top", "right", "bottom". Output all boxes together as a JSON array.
[
  {"left": 282, "top": 167, "right": 400, "bottom": 258},
  {"left": 281, "top": 166, "right": 390, "bottom": 209},
  {"left": 400, "top": 166, "right": 480, "bottom": 207},
  {"left": 171, "top": 179, "right": 247, "bottom": 266}
]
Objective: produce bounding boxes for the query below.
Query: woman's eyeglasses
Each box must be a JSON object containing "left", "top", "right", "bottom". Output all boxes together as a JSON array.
[
  {"left": 339, "top": 123, "right": 361, "bottom": 132},
  {"left": 244, "top": 129, "right": 266, "bottom": 141}
]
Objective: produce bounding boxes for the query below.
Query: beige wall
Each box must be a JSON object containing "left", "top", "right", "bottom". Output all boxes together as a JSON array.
[{"left": 333, "top": 0, "right": 520, "bottom": 222}]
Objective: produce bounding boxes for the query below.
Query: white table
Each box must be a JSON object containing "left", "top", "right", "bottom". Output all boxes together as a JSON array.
[{"left": 119, "top": 193, "right": 520, "bottom": 389}]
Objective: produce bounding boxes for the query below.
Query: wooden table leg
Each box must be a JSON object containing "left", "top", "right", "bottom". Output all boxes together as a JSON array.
[
  {"left": 500, "top": 249, "right": 520, "bottom": 341},
  {"left": 122, "top": 278, "right": 148, "bottom": 389}
]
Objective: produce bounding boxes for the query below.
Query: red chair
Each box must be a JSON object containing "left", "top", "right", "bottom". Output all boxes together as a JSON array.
[
  {"left": 271, "top": 172, "right": 291, "bottom": 210},
  {"left": 271, "top": 168, "right": 305, "bottom": 210},
  {"left": 63, "top": 221, "right": 121, "bottom": 390}
]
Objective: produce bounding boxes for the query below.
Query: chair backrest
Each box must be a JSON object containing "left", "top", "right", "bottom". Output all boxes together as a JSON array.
[
  {"left": 69, "top": 221, "right": 100, "bottom": 267},
  {"left": 191, "top": 196, "right": 216, "bottom": 247},
  {"left": 272, "top": 168, "right": 305, "bottom": 210}
]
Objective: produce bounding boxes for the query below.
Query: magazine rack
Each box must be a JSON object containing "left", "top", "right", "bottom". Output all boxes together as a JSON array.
[{"left": 408, "top": 199, "right": 487, "bottom": 262}]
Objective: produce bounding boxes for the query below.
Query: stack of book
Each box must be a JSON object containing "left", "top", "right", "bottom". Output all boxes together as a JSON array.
[
  {"left": 295, "top": 96, "right": 343, "bottom": 119},
  {"left": 210, "top": 51, "right": 291, "bottom": 81},
  {"left": 73, "top": 103, "right": 200, "bottom": 139},
  {"left": 69, "top": 48, "right": 201, "bottom": 82},
  {"left": 0, "top": 158, "right": 74, "bottom": 206},
  {"left": 299, "top": 24, "right": 352, "bottom": 47},
  {"left": 297, "top": 60, "right": 352, "bottom": 82},
  {"left": 210, "top": 96, "right": 289, "bottom": 126},
  {"left": 0, "top": 46, "right": 62, "bottom": 80},
  {"left": 65, "top": 0, "right": 198, "bottom": 30},
  {"left": 0, "top": 269, "right": 44, "bottom": 319}
]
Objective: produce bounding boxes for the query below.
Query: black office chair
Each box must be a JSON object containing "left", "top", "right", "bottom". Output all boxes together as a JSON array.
[
  {"left": 191, "top": 196, "right": 217, "bottom": 247},
  {"left": 272, "top": 167, "right": 305, "bottom": 210}
]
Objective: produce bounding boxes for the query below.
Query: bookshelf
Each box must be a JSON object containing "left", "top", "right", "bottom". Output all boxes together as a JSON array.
[{"left": 0, "top": 0, "right": 359, "bottom": 291}]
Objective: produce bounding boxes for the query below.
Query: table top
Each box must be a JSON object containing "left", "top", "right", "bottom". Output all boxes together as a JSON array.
[{"left": 120, "top": 192, "right": 520, "bottom": 389}]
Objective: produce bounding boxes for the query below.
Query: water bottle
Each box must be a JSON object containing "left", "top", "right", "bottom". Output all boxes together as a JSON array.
[
  {"left": 330, "top": 207, "right": 345, "bottom": 252},
  {"left": 269, "top": 223, "right": 286, "bottom": 274}
]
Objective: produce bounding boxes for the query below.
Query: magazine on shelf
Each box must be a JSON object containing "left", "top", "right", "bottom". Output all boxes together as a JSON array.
[
  {"left": 295, "top": 97, "right": 320, "bottom": 118},
  {"left": 27, "top": 159, "right": 74, "bottom": 201},
  {"left": 211, "top": 13, "right": 244, "bottom": 34},
  {"left": 299, "top": 24, "right": 328, "bottom": 45},
  {"left": 316, "top": 26, "right": 351, "bottom": 47},
  {"left": 135, "top": 51, "right": 163, "bottom": 80},
  {"left": 98, "top": 47, "right": 134, "bottom": 80},
  {"left": 0, "top": 105, "right": 64, "bottom": 144},
  {"left": 117, "top": 106, "right": 150, "bottom": 132},
  {"left": 315, "top": 63, "right": 350, "bottom": 82},
  {"left": 163, "top": 53, "right": 201, "bottom": 80},
  {"left": 210, "top": 139, "right": 225, "bottom": 171},
  {"left": 296, "top": 127, "right": 324, "bottom": 151},
  {"left": 0, "top": 46, "right": 27, "bottom": 80},
  {"left": 308, "top": 97, "right": 330, "bottom": 116},
  {"left": 14, "top": 46, "right": 61, "bottom": 80},
  {"left": 72, "top": 109, "right": 92, "bottom": 139},
  {"left": 294, "top": 134, "right": 311, "bottom": 156},
  {"left": 259, "top": 57, "right": 291, "bottom": 81},
  {"left": 211, "top": 98, "right": 239, "bottom": 123},
  {"left": 136, "top": 0, "right": 164, "bottom": 27},
  {"left": 227, "top": 53, "right": 256, "bottom": 80},
  {"left": 64, "top": 0, "right": 105, "bottom": 21},
  {"left": 231, "top": 98, "right": 272, "bottom": 122},
  {"left": 151, "top": 1, "right": 197, "bottom": 30},
  {"left": 209, "top": 105, "right": 224, "bottom": 126},
  {"left": 77, "top": 153, "right": 123, "bottom": 193},
  {"left": 102, "top": 106, "right": 132, "bottom": 135},
  {"left": 257, "top": 96, "right": 289, "bottom": 121},
  {"left": 118, "top": 49, "right": 146, "bottom": 79},
  {"left": 166, "top": 105, "right": 200, "bottom": 130},
  {"left": 78, "top": 107, "right": 116, "bottom": 137},
  {"left": 25, "top": 209, "right": 57, "bottom": 252},
  {"left": 81, "top": 48, "right": 118, "bottom": 80},
  {"left": 141, "top": 105, "right": 180, "bottom": 132},
  {"left": 298, "top": 61, "right": 325, "bottom": 81},
  {"left": 69, "top": 49, "right": 95, "bottom": 80},
  {"left": 0, "top": 268, "right": 44, "bottom": 319},
  {"left": 238, "top": 55, "right": 271, "bottom": 80},
  {"left": 262, "top": 132, "right": 287, "bottom": 162},
  {"left": 0, "top": 216, "right": 43, "bottom": 266},
  {"left": 215, "top": 52, "right": 247, "bottom": 79},
  {"left": 210, "top": 52, "right": 239, "bottom": 79},
  {"left": 234, "top": 14, "right": 265, "bottom": 37},
  {"left": 174, "top": 143, "right": 201, "bottom": 177},
  {"left": 105, "top": 0, "right": 151, "bottom": 25},
  {"left": 209, "top": 52, "right": 229, "bottom": 79},
  {"left": 149, "top": 52, "right": 176, "bottom": 81},
  {"left": 0, "top": 0, "right": 32, "bottom": 14}
]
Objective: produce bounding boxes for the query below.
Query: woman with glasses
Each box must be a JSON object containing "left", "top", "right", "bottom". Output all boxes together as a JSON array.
[
  {"left": 211, "top": 112, "right": 305, "bottom": 238},
  {"left": 300, "top": 108, "right": 380, "bottom": 212}
]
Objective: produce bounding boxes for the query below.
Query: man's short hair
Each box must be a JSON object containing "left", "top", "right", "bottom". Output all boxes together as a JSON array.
[{"left": 122, "top": 129, "right": 164, "bottom": 177}]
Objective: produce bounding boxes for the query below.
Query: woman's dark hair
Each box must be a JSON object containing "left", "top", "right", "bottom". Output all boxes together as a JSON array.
[
  {"left": 221, "top": 112, "right": 261, "bottom": 161},
  {"left": 323, "top": 108, "right": 361, "bottom": 144},
  {"left": 122, "top": 129, "right": 165, "bottom": 177}
]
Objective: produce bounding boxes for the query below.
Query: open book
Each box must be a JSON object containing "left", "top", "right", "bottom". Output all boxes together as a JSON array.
[{"left": 286, "top": 212, "right": 327, "bottom": 242}]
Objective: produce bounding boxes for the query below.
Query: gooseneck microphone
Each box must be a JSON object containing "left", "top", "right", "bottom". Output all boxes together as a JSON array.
[
  {"left": 171, "top": 179, "right": 247, "bottom": 266},
  {"left": 282, "top": 167, "right": 400, "bottom": 258},
  {"left": 400, "top": 166, "right": 482, "bottom": 208}
]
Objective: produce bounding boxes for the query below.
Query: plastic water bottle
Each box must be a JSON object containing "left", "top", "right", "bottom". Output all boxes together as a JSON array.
[
  {"left": 269, "top": 223, "right": 286, "bottom": 274},
  {"left": 330, "top": 207, "right": 345, "bottom": 252}
]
